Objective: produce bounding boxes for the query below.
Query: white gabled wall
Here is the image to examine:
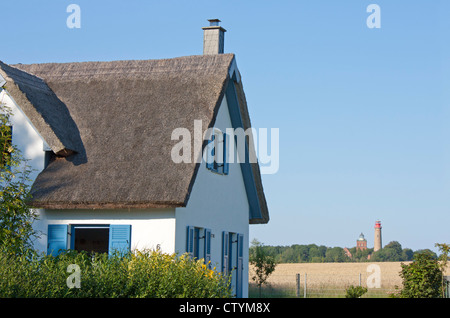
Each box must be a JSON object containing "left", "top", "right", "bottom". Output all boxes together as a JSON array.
[
  {"left": 0, "top": 89, "right": 47, "bottom": 184},
  {"left": 174, "top": 95, "right": 250, "bottom": 297}
]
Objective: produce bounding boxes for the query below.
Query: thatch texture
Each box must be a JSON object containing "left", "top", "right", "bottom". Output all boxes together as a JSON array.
[
  {"left": 3, "top": 54, "right": 268, "bottom": 223},
  {"left": 0, "top": 62, "right": 83, "bottom": 155}
]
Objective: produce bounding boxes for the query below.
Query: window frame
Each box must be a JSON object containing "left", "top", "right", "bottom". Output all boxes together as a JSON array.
[
  {"left": 206, "top": 128, "right": 229, "bottom": 175},
  {"left": 47, "top": 223, "right": 131, "bottom": 256},
  {"left": 70, "top": 224, "right": 110, "bottom": 254},
  {"left": 186, "top": 226, "right": 212, "bottom": 266}
]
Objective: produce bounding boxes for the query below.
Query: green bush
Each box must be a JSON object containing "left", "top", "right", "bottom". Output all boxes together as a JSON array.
[
  {"left": 397, "top": 251, "right": 443, "bottom": 298},
  {"left": 0, "top": 248, "right": 231, "bottom": 298},
  {"left": 345, "top": 285, "right": 368, "bottom": 298}
]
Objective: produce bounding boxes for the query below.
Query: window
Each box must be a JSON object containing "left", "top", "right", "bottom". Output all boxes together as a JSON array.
[
  {"left": 47, "top": 224, "right": 131, "bottom": 256},
  {"left": 186, "top": 226, "right": 212, "bottom": 266},
  {"left": 72, "top": 225, "right": 109, "bottom": 254},
  {"left": 206, "top": 129, "right": 229, "bottom": 175}
]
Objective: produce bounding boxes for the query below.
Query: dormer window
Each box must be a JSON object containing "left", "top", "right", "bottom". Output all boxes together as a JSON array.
[{"left": 206, "top": 128, "right": 229, "bottom": 175}]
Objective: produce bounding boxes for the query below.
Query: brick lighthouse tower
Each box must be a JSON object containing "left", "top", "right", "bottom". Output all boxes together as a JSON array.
[
  {"left": 374, "top": 220, "right": 382, "bottom": 252},
  {"left": 356, "top": 233, "right": 368, "bottom": 251}
]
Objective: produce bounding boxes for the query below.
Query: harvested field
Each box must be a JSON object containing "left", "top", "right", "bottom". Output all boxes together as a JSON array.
[{"left": 249, "top": 262, "right": 450, "bottom": 298}]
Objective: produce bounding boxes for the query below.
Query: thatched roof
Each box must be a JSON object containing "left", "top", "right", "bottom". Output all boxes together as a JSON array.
[
  {"left": 1, "top": 54, "right": 269, "bottom": 224},
  {"left": 0, "top": 62, "right": 83, "bottom": 156}
]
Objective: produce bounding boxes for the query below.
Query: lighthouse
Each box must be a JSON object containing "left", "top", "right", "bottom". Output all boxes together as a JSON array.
[
  {"left": 356, "top": 233, "right": 368, "bottom": 251},
  {"left": 374, "top": 220, "right": 382, "bottom": 252}
]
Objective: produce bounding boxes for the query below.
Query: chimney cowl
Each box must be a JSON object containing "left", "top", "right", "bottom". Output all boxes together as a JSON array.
[{"left": 208, "top": 19, "right": 221, "bottom": 26}]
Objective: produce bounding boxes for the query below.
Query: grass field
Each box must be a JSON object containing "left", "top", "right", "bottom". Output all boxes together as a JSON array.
[{"left": 249, "top": 262, "right": 450, "bottom": 298}]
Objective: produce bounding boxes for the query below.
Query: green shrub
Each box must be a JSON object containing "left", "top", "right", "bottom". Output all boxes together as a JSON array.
[
  {"left": 345, "top": 285, "right": 368, "bottom": 298},
  {"left": 0, "top": 248, "right": 231, "bottom": 298},
  {"left": 397, "top": 251, "right": 442, "bottom": 298}
]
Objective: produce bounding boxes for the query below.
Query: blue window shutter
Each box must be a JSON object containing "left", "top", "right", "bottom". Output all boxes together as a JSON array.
[
  {"left": 108, "top": 225, "right": 131, "bottom": 256},
  {"left": 236, "top": 233, "right": 244, "bottom": 298},
  {"left": 194, "top": 227, "right": 200, "bottom": 259},
  {"left": 223, "top": 133, "right": 229, "bottom": 175},
  {"left": 222, "top": 231, "right": 229, "bottom": 274},
  {"left": 204, "top": 228, "right": 212, "bottom": 267},
  {"left": 206, "top": 135, "right": 215, "bottom": 170},
  {"left": 186, "top": 226, "right": 194, "bottom": 257},
  {"left": 47, "top": 224, "right": 68, "bottom": 256}
]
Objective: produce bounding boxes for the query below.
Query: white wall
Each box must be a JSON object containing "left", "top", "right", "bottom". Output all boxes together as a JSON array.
[
  {"left": 32, "top": 208, "right": 177, "bottom": 254},
  {"left": 174, "top": 95, "right": 250, "bottom": 297},
  {"left": 0, "top": 89, "right": 47, "bottom": 184}
]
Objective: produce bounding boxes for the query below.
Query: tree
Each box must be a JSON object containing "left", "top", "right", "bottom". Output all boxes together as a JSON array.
[
  {"left": 385, "top": 241, "right": 402, "bottom": 255},
  {"left": 413, "top": 249, "right": 437, "bottom": 259},
  {"left": 0, "top": 101, "right": 38, "bottom": 256},
  {"left": 350, "top": 247, "right": 373, "bottom": 262},
  {"left": 401, "top": 248, "right": 414, "bottom": 261},
  {"left": 280, "top": 247, "right": 299, "bottom": 263},
  {"left": 371, "top": 241, "right": 403, "bottom": 262},
  {"left": 249, "top": 239, "right": 277, "bottom": 297},
  {"left": 309, "top": 245, "right": 324, "bottom": 262},
  {"left": 398, "top": 250, "right": 442, "bottom": 298},
  {"left": 435, "top": 243, "right": 450, "bottom": 298},
  {"left": 325, "top": 247, "right": 346, "bottom": 262}
]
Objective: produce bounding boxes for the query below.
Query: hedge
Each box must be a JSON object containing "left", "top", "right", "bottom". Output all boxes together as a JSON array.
[{"left": 0, "top": 248, "right": 231, "bottom": 298}]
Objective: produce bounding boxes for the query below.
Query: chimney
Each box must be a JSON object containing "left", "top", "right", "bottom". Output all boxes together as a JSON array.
[{"left": 202, "top": 19, "right": 226, "bottom": 55}]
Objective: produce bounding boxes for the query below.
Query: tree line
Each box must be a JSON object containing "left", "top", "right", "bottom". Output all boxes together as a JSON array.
[{"left": 251, "top": 241, "right": 437, "bottom": 263}]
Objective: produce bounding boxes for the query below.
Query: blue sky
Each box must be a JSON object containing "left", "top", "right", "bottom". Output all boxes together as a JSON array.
[{"left": 2, "top": 1, "right": 449, "bottom": 253}]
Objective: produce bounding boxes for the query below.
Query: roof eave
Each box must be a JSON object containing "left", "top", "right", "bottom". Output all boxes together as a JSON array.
[{"left": 28, "top": 201, "right": 184, "bottom": 210}]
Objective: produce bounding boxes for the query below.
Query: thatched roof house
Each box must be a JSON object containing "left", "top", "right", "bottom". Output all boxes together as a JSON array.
[{"left": 0, "top": 19, "right": 269, "bottom": 298}]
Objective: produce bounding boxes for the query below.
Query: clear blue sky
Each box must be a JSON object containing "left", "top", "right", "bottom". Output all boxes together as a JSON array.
[{"left": 2, "top": 1, "right": 449, "bottom": 253}]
